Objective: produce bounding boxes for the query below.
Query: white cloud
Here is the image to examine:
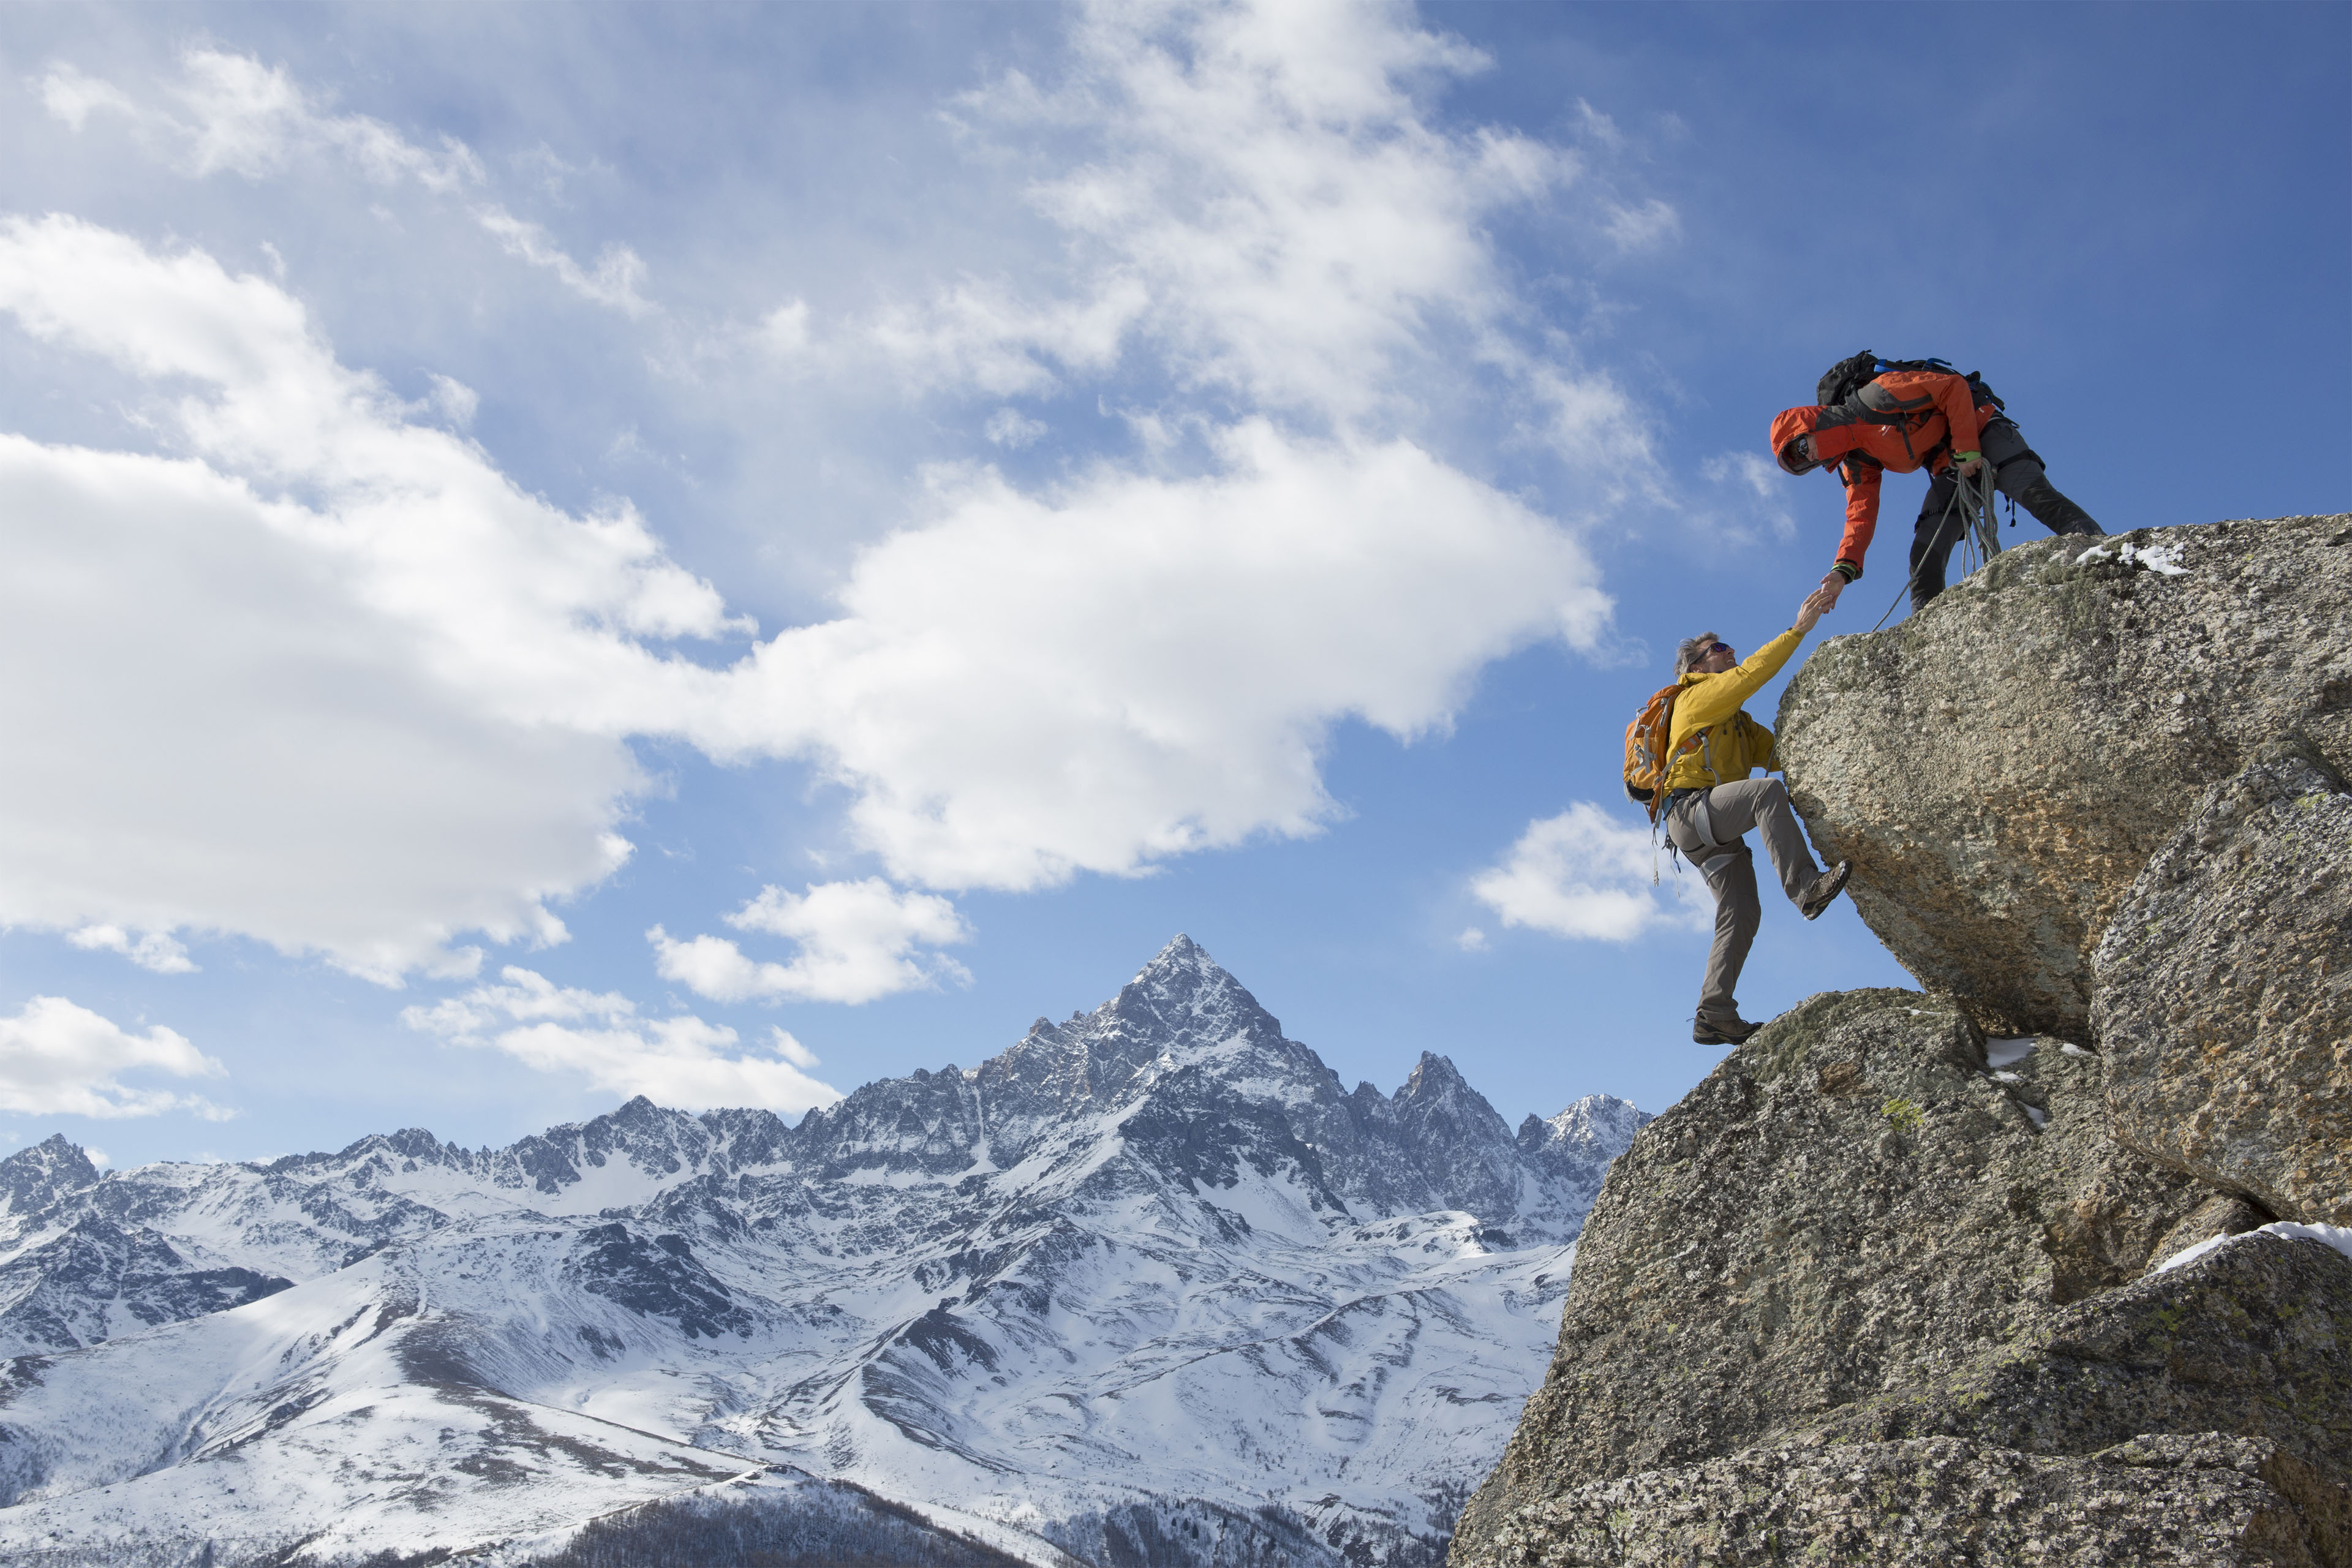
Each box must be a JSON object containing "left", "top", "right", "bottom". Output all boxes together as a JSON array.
[
  {"left": 40, "top": 48, "right": 661, "bottom": 322},
  {"left": 66, "top": 925, "right": 197, "bottom": 975},
  {"left": 744, "top": 421, "right": 1611, "bottom": 889},
  {"left": 650, "top": 878, "right": 973, "bottom": 1005},
  {"left": 0, "top": 217, "right": 1611, "bottom": 972},
  {"left": 984, "top": 407, "right": 1047, "bottom": 447},
  {"left": 402, "top": 968, "right": 842, "bottom": 1113},
  {"left": 0, "top": 214, "right": 733, "bottom": 980},
  {"left": 1700, "top": 451, "right": 1798, "bottom": 545},
  {"left": 0, "top": 995, "right": 228, "bottom": 1120},
  {"left": 891, "top": 0, "right": 1575, "bottom": 430},
  {"left": 1456, "top": 926, "right": 1488, "bottom": 952},
  {"left": 474, "top": 206, "right": 656, "bottom": 318},
  {"left": 426, "top": 373, "right": 479, "bottom": 427},
  {"left": 1602, "top": 197, "right": 1681, "bottom": 252},
  {"left": 1470, "top": 802, "right": 1711, "bottom": 942},
  {"left": 0, "top": 7, "right": 1664, "bottom": 981},
  {"left": 767, "top": 1028, "right": 821, "bottom": 1070},
  {"left": 37, "top": 65, "right": 135, "bottom": 132},
  {"left": 42, "top": 48, "right": 482, "bottom": 192},
  {"left": 760, "top": 299, "right": 812, "bottom": 355}
]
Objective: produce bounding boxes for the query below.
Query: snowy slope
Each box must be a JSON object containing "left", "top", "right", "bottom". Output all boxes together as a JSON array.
[{"left": 0, "top": 937, "right": 1646, "bottom": 1566}]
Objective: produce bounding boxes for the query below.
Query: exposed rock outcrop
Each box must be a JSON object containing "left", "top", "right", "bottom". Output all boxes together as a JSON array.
[
  {"left": 2094, "top": 745, "right": 2352, "bottom": 1225},
  {"left": 1448, "top": 996, "right": 2351, "bottom": 1568},
  {"left": 1776, "top": 514, "right": 2352, "bottom": 1041},
  {"left": 1463, "top": 1434, "right": 2334, "bottom": 1568},
  {"left": 1455, "top": 516, "right": 2352, "bottom": 1567}
]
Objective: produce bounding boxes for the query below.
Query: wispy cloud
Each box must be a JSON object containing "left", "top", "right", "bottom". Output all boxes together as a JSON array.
[
  {"left": 41, "top": 47, "right": 655, "bottom": 317},
  {"left": 473, "top": 208, "right": 656, "bottom": 318},
  {"left": 42, "top": 48, "right": 483, "bottom": 190}
]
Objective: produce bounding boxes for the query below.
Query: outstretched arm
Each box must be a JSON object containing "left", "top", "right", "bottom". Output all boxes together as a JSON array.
[{"left": 1817, "top": 466, "right": 1880, "bottom": 606}]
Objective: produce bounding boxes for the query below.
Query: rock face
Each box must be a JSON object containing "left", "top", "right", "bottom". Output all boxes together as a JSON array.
[
  {"left": 1449, "top": 995, "right": 2352, "bottom": 1568},
  {"left": 1455, "top": 514, "right": 2352, "bottom": 1567},
  {"left": 1776, "top": 514, "right": 2352, "bottom": 1041},
  {"left": 2094, "top": 745, "right": 2352, "bottom": 1226},
  {"left": 1466, "top": 1434, "right": 2334, "bottom": 1568}
]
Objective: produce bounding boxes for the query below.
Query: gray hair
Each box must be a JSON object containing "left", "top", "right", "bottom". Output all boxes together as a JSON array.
[{"left": 1673, "top": 630, "right": 1721, "bottom": 678}]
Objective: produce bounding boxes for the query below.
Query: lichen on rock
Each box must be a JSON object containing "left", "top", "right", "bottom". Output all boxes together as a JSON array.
[
  {"left": 2094, "top": 743, "right": 2352, "bottom": 1226},
  {"left": 1454, "top": 516, "right": 2352, "bottom": 1568},
  {"left": 1468, "top": 1433, "right": 2335, "bottom": 1568},
  {"left": 1449, "top": 992, "right": 2350, "bottom": 1567},
  {"left": 1776, "top": 514, "right": 2352, "bottom": 1041},
  {"left": 1450, "top": 993, "right": 2221, "bottom": 1550}
]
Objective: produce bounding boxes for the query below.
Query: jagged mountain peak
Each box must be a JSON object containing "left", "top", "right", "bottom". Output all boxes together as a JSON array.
[
  {"left": 0, "top": 936, "right": 1662, "bottom": 1568},
  {"left": 968, "top": 937, "right": 1288, "bottom": 1118},
  {"left": 1390, "top": 1052, "right": 1513, "bottom": 1144},
  {"left": 1101, "top": 933, "right": 1283, "bottom": 1053},
  {"left": 0, "top": 1133, "right": 101, "bottom": 1217},
  {"left": 1530, "top": 1093, "right": 1651, "bottom": 1155},
  {"left": 1396, "top": 1051, "right": 1474, "bottom": 1102}
]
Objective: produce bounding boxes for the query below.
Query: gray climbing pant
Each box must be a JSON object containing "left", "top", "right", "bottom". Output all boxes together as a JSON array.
[
  {"left": 1665, "top": 778, "right": 1823, "bottom": 1024},
  {"left": 1910, "top": 416, "right": 2101, "bottom": 609}
]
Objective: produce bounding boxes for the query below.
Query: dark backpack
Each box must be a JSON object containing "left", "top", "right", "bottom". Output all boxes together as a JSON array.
[{"left": 1816, "top": 350, "right": 2003, "bottom": 413}]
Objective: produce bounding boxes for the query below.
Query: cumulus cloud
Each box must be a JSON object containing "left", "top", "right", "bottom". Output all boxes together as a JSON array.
[
  {"left": 0, "top": 218, "right": 1614, "bottom": 962},
  {"left": 748, "top": 421, "right": 1611, "bottom": 889},
  {"left": 1470, "top": 802, "right": 1711, "bottom": 942},
  {"left": 402, "top": 968, "right": 841, "bottom": 1113},
  {"left": 0, "top": 4, "right": 1669, "bottom": 986},
  {"left": 0, "top": 214, "right": 728, "bottom": 979},
  {"left": 0, "top": 995, "right": 228, "bottom": 1119},
  {"left": 650, "top": 878, "right": 972, "bottom": 1005}
]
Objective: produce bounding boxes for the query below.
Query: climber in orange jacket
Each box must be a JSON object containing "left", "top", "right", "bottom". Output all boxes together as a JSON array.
[{"left": 1770, "top": 361, "right": 2102, "bottom": 616}]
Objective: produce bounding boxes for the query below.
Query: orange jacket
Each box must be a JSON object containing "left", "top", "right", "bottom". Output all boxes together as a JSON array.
[{"left": 1769, "top": 370, "right": 1992, "bottom": 576}]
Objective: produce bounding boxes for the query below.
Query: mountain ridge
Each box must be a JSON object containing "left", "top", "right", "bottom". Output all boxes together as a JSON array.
[{"left": 0, "top": 935, "right": 1651, "bottom": 1568}]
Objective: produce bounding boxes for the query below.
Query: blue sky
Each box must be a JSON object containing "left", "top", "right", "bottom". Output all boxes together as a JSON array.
[{"left": 0, "top": 1, "right": 2343, "bottom": 1168}]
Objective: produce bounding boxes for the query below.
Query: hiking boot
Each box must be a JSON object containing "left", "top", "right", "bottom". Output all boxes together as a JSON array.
[
  {"left": 1693, "top": 1014, "right": 1762, "bottom": 1046},
  {"left": 1801, "top": 860, "right": 1852, "bottom": 921}
]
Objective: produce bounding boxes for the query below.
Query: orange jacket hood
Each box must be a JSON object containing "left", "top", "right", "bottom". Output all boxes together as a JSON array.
[{"left": 1770, "top": 406, "right": 1824, "bottom": 473}]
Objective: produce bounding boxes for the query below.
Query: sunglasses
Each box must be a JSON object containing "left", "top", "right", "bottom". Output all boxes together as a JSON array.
[{"left": 1700, "top": 643, "right": 1733, "bottom": 660}]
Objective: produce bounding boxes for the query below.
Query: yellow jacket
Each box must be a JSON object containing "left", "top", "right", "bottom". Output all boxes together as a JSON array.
[{"left": 1661, "top": 627, "right": 1802, "bottom": 791}]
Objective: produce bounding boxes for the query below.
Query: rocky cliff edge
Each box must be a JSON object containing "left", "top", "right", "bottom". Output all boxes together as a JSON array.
[{"left": 1450, "top": 516, "right": 2352, "bottom": 1567}]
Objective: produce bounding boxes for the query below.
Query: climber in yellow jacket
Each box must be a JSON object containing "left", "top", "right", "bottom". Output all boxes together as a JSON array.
[{"left": 1664, "top": 589, "right": 1851, "bottom": 1046}]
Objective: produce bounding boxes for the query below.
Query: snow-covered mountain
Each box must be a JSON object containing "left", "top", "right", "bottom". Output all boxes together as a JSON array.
[{"left": 0, "top": 937, "right": 1649, "bottom": 1567}]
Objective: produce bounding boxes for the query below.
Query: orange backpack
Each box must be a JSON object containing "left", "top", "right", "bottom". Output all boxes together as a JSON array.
[{"left": 1623, "top": 684, "right": 1698, "bottom": 824}]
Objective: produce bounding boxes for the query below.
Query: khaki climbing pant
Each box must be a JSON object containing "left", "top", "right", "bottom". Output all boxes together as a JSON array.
[{"left": 1665, "top": 778, "right": 1823, "bottom": 1024}]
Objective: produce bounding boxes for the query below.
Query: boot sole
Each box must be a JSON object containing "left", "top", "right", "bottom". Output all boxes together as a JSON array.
[{"left": 1802, "top": 862, "right": 1852, "bottom": 921}]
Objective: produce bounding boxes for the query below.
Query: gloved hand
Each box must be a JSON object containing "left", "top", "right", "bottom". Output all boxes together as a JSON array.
[{"left": 1950, "top": 450, "right": 1985, "bottom": 477}]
